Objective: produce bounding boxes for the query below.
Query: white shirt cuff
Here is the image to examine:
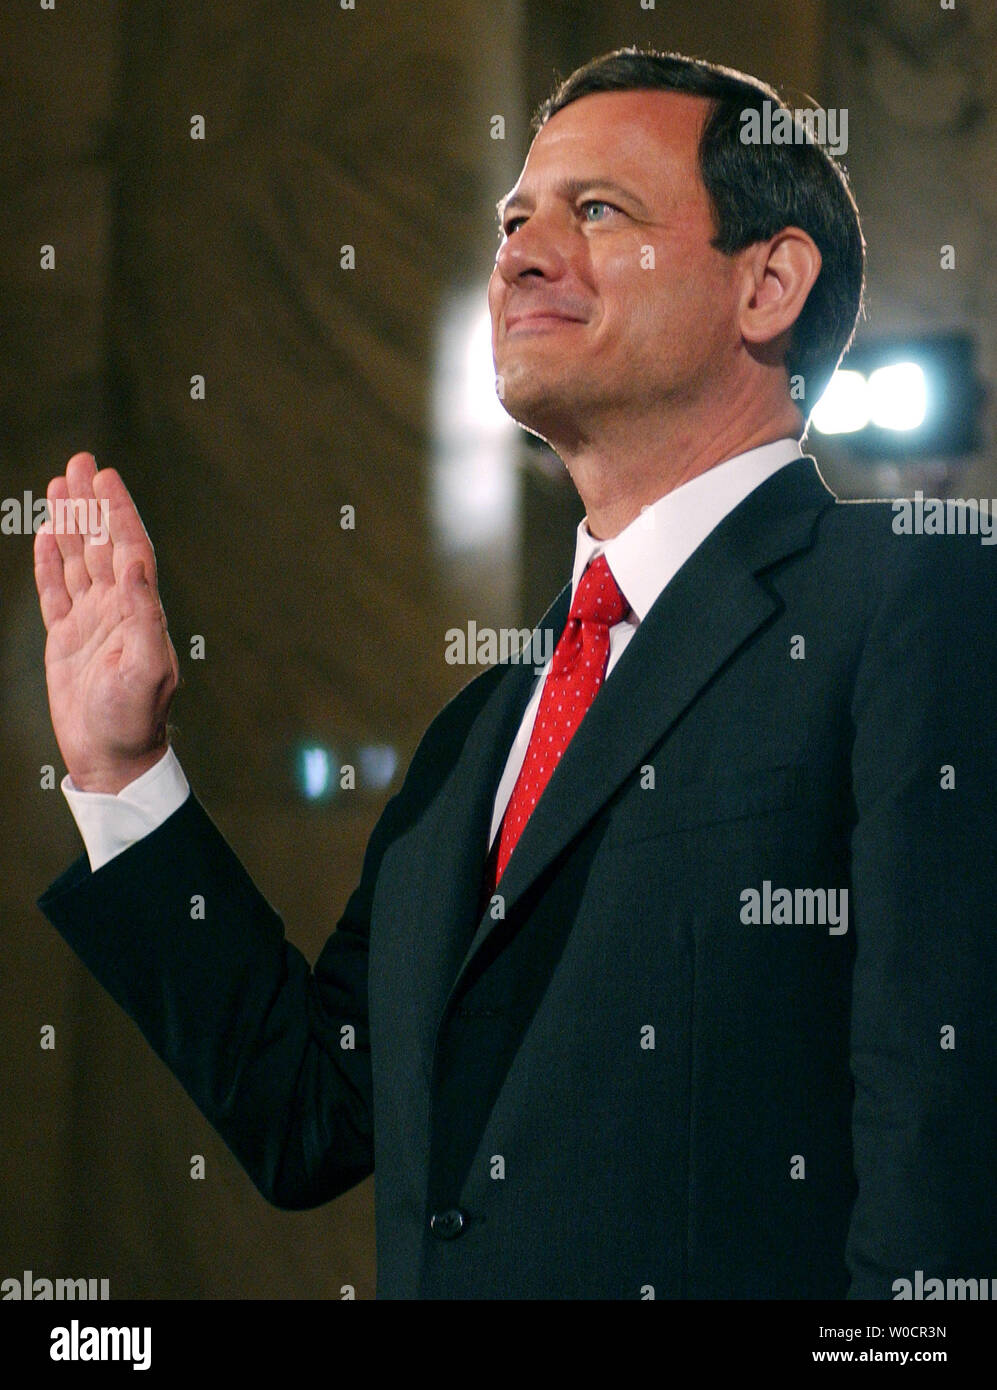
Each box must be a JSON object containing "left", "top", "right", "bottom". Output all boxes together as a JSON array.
[{"left": 61, "top": 746, "right": 191, "bottom": 873}]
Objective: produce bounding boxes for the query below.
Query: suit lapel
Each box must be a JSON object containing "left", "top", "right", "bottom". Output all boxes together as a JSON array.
[
  {"left": 413, "top": 586, "right": 570, "bottom": 988},
  {"left": 448, "top": 457, "right": 837, "bottom": 994},
  {"left": 448, "top": 582, "right": 572, "bottom": 865}
]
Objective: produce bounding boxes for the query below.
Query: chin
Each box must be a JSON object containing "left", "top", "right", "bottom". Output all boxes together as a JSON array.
[
  {"left": 498, "top": 367, "right": 573, "bottom": 425},
  {"left": 497, "top": 390, "right": 564, "bottom": 440}
]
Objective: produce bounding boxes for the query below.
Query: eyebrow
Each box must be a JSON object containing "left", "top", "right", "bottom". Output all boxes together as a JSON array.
[{"left": 495, "top": 177, "right": 653, "bottom": 226}]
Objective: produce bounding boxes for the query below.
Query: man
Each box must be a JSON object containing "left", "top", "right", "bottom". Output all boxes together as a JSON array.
[{"left": 35, "top": 49, "right": 996, "bottom": 1299}]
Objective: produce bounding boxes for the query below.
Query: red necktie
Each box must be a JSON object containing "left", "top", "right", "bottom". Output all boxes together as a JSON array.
[{"left": 489, "top": 553, "right": 629, "bottom": 891}]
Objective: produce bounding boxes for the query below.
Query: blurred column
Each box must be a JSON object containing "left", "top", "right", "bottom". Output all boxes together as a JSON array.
[
  {"left": 823, "top": 0, "right": 997, "bottom": 498},
  {"left": 0, "top": 0, "right": 121, "bottom": 1285}
]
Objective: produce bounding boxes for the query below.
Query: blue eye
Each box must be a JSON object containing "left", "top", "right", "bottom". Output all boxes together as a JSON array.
[{"left": 582, "top": 201, "right": 615, "bottom": 221}]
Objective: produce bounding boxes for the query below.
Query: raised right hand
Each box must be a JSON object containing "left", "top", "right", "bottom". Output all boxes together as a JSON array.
[{"left": 33, "top": 452, "right": 180, "bottom": 794}]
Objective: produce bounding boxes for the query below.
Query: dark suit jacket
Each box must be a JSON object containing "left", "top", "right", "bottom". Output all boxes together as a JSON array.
[{"left": 39, "top": 458, "right": 997, "bottom": 1298}]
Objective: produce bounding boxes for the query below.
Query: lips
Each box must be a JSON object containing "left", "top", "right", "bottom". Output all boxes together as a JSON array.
[{"left": 505, "top": 308, "right": 586, "bottom": 333}]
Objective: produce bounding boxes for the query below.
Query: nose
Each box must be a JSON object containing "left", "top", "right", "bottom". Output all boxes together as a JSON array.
[{"left": 493, "top": 206, "right": 570, "bottom": 287}]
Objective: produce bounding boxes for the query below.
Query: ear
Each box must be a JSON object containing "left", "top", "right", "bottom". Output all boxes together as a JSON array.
[{"left": 737, "top": 228, "right": 822, "bottom": 348}]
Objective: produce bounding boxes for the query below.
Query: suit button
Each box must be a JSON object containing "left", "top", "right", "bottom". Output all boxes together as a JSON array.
[{"left": 429, "top": 1208, "right": 466, "bottom": 1240}]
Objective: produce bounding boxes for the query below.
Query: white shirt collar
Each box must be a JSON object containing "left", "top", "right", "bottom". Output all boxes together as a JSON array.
[{"left": 571, "top": 438, "right": 804, "bottom": 622}]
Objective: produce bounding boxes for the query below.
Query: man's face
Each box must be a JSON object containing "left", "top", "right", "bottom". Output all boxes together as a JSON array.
[{"left": 488, "top": 88, "right": 748, "bottom": 446}]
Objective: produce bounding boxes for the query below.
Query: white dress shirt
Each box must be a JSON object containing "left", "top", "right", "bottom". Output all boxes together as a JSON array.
[{"left": 64, "top": 438, "right": 803, "bottom": 871}]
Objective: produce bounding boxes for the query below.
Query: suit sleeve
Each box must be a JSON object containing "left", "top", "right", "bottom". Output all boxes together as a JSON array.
[
  {"left": 845, "top": 525, "right": 997, "bottom": 1296},
  {"left": 38, "top": 776, "right": 405, "bottom": 1210}
]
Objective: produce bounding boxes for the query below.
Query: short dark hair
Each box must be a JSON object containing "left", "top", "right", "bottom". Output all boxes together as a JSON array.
[{"left": 535, "top": 47, "right": 866, "bottom": 414}]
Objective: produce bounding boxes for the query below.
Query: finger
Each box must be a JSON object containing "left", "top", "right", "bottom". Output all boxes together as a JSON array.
[
  {"left": 65, "top": 450, "right": 98, "bottom": 499},
  {"left": 47, "top": 475, "right": 91, "bottom": 600},
  {"left": 66, "top": 452, "right": 114, "bottom": 585},
  {"left": 33, "top": 522, "right": 72, "bottom": 629},
  {"left": 92, "top": 468, "right": 159, "bottom": 590}
]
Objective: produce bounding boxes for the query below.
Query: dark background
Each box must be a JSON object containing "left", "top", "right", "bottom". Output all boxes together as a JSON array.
[{"left": 2, "top": 0, "right": 994, "bottom": 1299}]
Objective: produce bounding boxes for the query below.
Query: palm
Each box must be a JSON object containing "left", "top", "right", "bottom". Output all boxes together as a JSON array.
[{"left": 34, "top": 454, "right": 179, "bottom": 791}]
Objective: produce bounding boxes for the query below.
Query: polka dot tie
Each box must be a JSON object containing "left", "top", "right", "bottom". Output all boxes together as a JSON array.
[{"left": 489, "top": 553, "right": 629, "bottom": 890}]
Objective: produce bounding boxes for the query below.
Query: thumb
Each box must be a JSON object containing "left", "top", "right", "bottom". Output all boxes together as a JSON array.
[
  {"left": 121, "top": 559, "right": 156, "bottom": 617},
  {"left": 125, "top": 559, "right": 150, "bottom": 592}
]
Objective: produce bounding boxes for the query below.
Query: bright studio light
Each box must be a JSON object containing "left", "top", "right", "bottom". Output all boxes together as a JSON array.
[
  {"left": 358, "top": 743, "right": 398, "bottom": 790},
  {"left": 867, "top": 362, "right": 927, "bottom": 432},
  {"left": 431, "top": 290, "right": 517, "bottom": 554},
  {"left": 810, "top": 370, "right": 870, "bottom": 435},
  {"left": 812, "top": 362, "right": 929, "bottom": 438},
  {"left": 296, "top": 744, "right": 334, "bottom": 801}
]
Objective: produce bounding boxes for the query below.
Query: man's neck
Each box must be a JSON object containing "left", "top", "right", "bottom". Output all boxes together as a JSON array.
[{"left": 558, "top": 411, "right": 804, "bottom": 540}]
